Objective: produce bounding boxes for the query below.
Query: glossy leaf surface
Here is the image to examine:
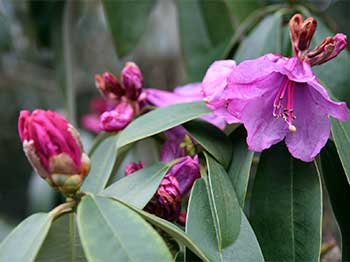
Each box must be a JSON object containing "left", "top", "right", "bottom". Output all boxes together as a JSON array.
[{"left": 250, "top": 143, "right": 322, "bottom": 261}]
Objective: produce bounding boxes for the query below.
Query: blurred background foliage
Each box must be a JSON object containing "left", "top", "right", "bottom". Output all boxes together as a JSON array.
[{"left": 0, "top": 0, "right": 349, "bottom": 257}]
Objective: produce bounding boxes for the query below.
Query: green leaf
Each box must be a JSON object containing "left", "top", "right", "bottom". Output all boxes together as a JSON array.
[
  {"left": 320, "top": 140, "right": 350, "bottom": 260},
  {"left": 102, "top": 0, "right": 156, "bottom": 57},
  {"left": 234, "top": 12, "right": 282, "bottom": 63},
  {"left": 77, "top": 195, "right": 172, "bottom": 261},
  {"left": 312, "top": 18, "right": 350, "bottom": 102},
  {"left": 81, "top": 134, "right": 119, "bottom": 194},
  {"left": 250, "top": 143, "right": 322, "bottom": 261},
  {"left": 177, "top": 0, "right": 235, "bottom": 81},
  {"left": 114, "top": 199, "right": 209, "bottom": 262},
  {"left": 0, "top": 213, "right": 53, "bottom": 261},
  {"left": 227, "top": 126, "right": 254, "bottom": 207},
  {"left": 102, "top": 162, "right": 170, "bottom": 209},
  {"left": 186, "top": 179, "right": 264, "bottom": 262},
  {"left": 204, "top": 153, "right": 241, "bottom": 248},
  {"left": 184, "top": 120, "right": 232, "bottom": 168},
  {"left": 36, "top": 213, "right": 86, "bottom": 261},
  {"left": 331, "top": 119, "right": 350, "bottom": 185},
  {"left": 117, "top": 102, "right": 211, "bottom": 149},
  {"left": 226, "top": 0, "right": 263, "bottom": 23}
]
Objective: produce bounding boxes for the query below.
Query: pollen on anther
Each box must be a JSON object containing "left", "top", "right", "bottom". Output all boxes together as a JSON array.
[
  {"left": 203, "top": 98, "right": 208, "bottom": 102},
  {"left": 288, "top": 125, "right": 297, "bottom": 132}
]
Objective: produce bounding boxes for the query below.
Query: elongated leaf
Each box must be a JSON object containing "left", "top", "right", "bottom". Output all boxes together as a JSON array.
[
  {"left": 81, "top": 134, "right": 119, "bottom": 193},
  {"left": 117, "top": 102, "right": 211, "bottom": 149},
  {"left": 204, "top": 153, "right": 241, "bottom": 248},
  {"left": 320, "top": 140, "right": 350, "bottom": 260},
  {"left": 331, "top": 118, "right": 350, "bottom": 185},
  {"left": 177, "top": 0, "right": 235, "bottom": 81},
  {"left": 227, "top": 126, "right": 254, "bottom": 207},
  {"left": 102, "top": 162, "right": 170, "bottom": 209},
  {"left": 36, "top": 213, "right": 86, "bottom": 261},
  {"left": 102, "top": 0, "right": 156, "bottom": 57},
  {"left": 226, "top": 0, "right": 263, "bottom": 23},
  {"left": 312, "top": 18, "right": 350, "bottom": 102},
  {"left": 234, "top": 12, "right": 282, "bottom": 62},
  {"left": 114, "top": 198, "right": 209, "bottom": 262},
  {"left": 250, "top": 143, "right": 322, "bottom": 261},
  {"left": 0, "top": 213, "right": 53, "bottom": 261},
  {"left": 186, "top": 179, "right": 264, "bottom": 262},
  {"left": 77, "top": 195, "right": 172, "bottom": 261},
  {"left": 184, "top": 120, "right": 232, "bottom": 168}
]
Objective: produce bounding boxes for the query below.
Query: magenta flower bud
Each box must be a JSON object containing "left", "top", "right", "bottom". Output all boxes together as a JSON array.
[
  {"left": 121, "top": 62, "right": 143, "bottom": 100},
  {"left": 95, "top": 72, "right": 125, "bottom": 99},
  {"left": 18, "top": 110, "right": 90, "bottom": 196},
  {"left": 177, "top": 211, "right": 187, "bottom": 226},
  {"left": 125, "top": 161, "right": 144, "bottom": 176},
  {"left": 145, "top": 156, "right": 200, "bottom": 221},
  {"left": 100, "top": 101, "right": 134, "bottom": 132},
  {"left": 145, "top": 174, "right": 182, "bottom": 221}
]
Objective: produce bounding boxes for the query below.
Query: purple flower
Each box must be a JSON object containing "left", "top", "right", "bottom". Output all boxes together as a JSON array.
[
  {"left": 125, "top": 161, "right": 144, "bottom": 176},
  {"left": 202, "top": 14, "right": 349, "bottom": 162},
  {"left": 160, "top": 127, "right": 188, "bottom": 162},
  {"left": 100, "top": 101, "right": 134, "bottom": 132},
  {"left": 146, "top": 83, "right": 226, "bottom": 130}
]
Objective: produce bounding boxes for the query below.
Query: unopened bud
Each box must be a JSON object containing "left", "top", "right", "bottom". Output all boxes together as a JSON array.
[
  {"left": 18, "top": 110, "right": 90, "bottom": 196},
  {"left": 100, "top": 101, "right": 134, "bottom": 132},
  {"left": 125, "top": 161, "right": 144, "bottom": 176},
  {"left": 95, "top": 72, "right": 125, "bottom": 99},
  {"left": 297, "top": 17, "right": 317, "bottom": 51},
  {"left": 305, "top": 33, "right": 347, "bottom": 66},
  {"left": 122, "top": 62, "right": 143, "bottom": 100}
]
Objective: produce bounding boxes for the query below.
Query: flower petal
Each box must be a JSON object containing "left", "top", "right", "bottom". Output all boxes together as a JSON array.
[
  {"left": 285, "top": 83, "right": 331, "bottom": 162},
  {"left": 307, "top": 80, "right": 350, "bottom": 121},
  {"left": 238, "top": 90, "right": 288, "bottom": 152}
]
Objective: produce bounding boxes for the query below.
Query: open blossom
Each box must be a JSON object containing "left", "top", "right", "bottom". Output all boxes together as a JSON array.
[
  {"left": 146, "top": 83, "right": 226, "bottom": 130},
  {"left": 202, "top": 14, "right": 349, "bottom": 162},
  {"left": 100, "top": 101, "right": 134, "bottom": 132},
  {"left": 18, "top": 110, "right": 90, "bottom": 196}
]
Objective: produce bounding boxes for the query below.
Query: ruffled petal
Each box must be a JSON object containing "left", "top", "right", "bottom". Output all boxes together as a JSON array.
[
  {"left": 307, "top": 80, "right": 350, "bottom": 121},
  {"left": 285, "top": 83, "right": 331, "bottom": 162}
]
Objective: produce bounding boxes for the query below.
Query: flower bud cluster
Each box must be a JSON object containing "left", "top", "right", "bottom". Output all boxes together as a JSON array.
[{"left": 95, "top": 62, "right": 146, "bottom": 132}]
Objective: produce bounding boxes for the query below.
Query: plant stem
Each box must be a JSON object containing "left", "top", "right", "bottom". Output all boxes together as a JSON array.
[{"left": 62, "top": 1, "right": 76, "bottom": 126}]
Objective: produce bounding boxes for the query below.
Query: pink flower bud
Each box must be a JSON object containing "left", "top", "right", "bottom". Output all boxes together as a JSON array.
[
  {"left": 122, "top": 62, "right": 143, "bottom": 100},
  {"left": 125, "top": 161, "right": 144, "bottom": 176},
  {"left": 18, "top": 110, "right": 90, "bottom": 196},
  {"left": 100, "top": 101, "right": 134, "bottom": 132},
  {"left": 95, "top": 72, "right": 125, "bottom": 99}
]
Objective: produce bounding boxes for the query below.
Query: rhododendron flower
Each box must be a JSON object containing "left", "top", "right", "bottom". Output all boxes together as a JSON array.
[
  {"left": 100, "top": 101, "right": 134, "bottom": 132},
  {"left": 94, "top": 62, "right": 147, "bottom": 133},
  {"left": 202, "top": 14, "right": 349, "bottom": 162},
  {"left": 146, "top": 83, "right": 226, "bottom": 130},
  {"left": 144, "top": 156, "right": 200, "bottom": 221},
  {"left": 18, "top": 110, "right": 90, "bottom": 196}
]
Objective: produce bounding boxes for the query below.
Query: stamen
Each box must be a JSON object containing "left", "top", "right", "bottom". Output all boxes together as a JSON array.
[{"left": 273, "top": 79, "right": 297, "bottom": 132}]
